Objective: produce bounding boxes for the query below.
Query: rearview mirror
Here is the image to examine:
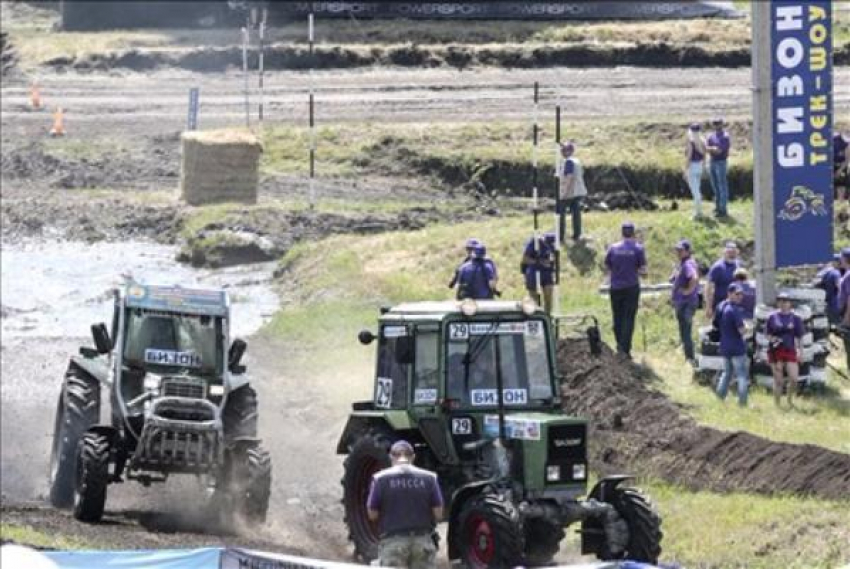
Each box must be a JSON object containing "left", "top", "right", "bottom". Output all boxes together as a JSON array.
[
  {"left": 229, "top": 338, "right": 247, "bottom": 371},
  {"left": 91, "top": 323, "right": 112, "bottom": 354},
  {"left": 358, "top": 330, "right": 376, "bottom": 345}
]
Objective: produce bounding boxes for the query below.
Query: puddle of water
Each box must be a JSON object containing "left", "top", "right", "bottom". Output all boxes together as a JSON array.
[{"left": 1, "top": 240, "right": 280, "bottom": 340}]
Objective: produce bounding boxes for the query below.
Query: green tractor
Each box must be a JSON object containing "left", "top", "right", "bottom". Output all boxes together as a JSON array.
[
  {"left": 338, "top": 299, "right": 662, "bottom": 567},
  {"left": 48, "top": 282, "right": 271, "bottom": 525}
]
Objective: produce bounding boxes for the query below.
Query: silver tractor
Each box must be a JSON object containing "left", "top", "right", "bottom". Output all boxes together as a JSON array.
[{"left": 48, "top": 282, "right": 271, "bottom": 524}]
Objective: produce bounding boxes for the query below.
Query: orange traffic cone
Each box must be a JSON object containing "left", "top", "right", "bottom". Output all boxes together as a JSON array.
[
  {"left": 50, "top": 107, "right": 65, "bottom": 137},
  {"left": 30, "top": 82, "right": 42, "bottom": 110}
]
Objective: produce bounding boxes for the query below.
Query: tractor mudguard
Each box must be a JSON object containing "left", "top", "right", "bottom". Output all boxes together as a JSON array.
[
  {"left": 587, "top": 474, "right": 633, "bottom": 502},
  {"left": 228, "top": 373, "right": 250, "bottom": 391},
  {"left": 69, "top": 356, "right": 110, "bottom": 388},
  {"left": 336, "top": 411, "right": 414, "bottom": 454},
  {"left": 446, "top": 480, "right": 494, "bottom": 560}
]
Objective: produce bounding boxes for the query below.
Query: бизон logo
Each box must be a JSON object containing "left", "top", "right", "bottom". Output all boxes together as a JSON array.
[{"left": 778, "top": 185, "right": 828, "bottom": 221}]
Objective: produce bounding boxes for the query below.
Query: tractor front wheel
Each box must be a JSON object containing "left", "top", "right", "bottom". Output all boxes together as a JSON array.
[
  {"left": 341, "top": 431, "right": 393, "bottom": 562},
  {"left": 73, "top": 431, "right": 111, "bottom": 522},
  {"left": 524, "top": 517, "right": 565, "bottom": 565},
  {"left": 596, "top": 486, "right": 662, "bottom": 564},
  {"left": 454, "top": 493, "right": 523, "bottom": 569}
]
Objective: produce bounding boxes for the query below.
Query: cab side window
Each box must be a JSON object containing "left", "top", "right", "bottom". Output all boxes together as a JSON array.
[
  {"left": 375, "top": 327, "right": 409, "bottom": 409},
  {"left": 412, "top": 330, "right": 439, "bottom": 405}
]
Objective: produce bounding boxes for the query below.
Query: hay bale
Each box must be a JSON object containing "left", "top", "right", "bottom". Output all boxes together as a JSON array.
[{"left": 180, "top": 129, "right": 262, "bottom": 205}]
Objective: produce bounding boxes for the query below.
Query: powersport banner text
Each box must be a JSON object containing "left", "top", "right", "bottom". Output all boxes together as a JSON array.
[{"left": 772, "top": 0, "right": 833, "bottom": 268}]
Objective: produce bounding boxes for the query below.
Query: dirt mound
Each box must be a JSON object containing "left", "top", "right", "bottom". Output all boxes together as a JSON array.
[{"left": 557, "top": 339, "right": 850, "bottom": 501}]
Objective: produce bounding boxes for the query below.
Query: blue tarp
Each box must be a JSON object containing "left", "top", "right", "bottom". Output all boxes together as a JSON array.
[{"left": 43, "top": 548, "right": 222, "bottom": 569}]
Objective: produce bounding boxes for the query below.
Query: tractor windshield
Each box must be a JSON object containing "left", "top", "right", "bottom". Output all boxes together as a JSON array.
[
  {"left": 445, "top": 320, "right": 554, "bottom": 408},
  {"left": 122, "top": 309, "right": 223, "bottom": 376}
]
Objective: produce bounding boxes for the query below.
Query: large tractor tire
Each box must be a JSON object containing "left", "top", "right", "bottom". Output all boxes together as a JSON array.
[
  {"left": 49, "top": 365, "right": 100, "bottom": 508},
  {"left": 454, "top": 492, "right": 524, "bottom": 569},
  {"left": 241, "top": 445, "right": 272, "bottom": 524},
  {"left": 595, "top": 486, "right": 662, "bottom": 564},
  {"left": 341, "top": 431, "right": 394, "bottom": 562},
  {"left": 523, "top": 518, "right": 565, "bottom": 565},
  {"left": 73, "top": 431, "right": 111, "bottom": 522},
  {"left": 223, "top": 385, "right": 258, "bottom": 440}
]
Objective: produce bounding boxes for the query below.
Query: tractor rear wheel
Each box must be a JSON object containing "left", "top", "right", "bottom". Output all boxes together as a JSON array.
[
  {"left": 49, "top": 365, "right": 100, "bottom": 508},
  {"left": 341, "top": 431, "right": 393, "bottom": 562},
  {"left": 596, "top": 486, "right": 662, "bottom": 564},
  {"left": 523, "top": 518, "right": 565, "bottom": 565},
  {"left": 454, "top": 492, "right": 523, "bottom": 569},
  {"left": 73, "top": 431, "right": 111, "bottom": 522}
]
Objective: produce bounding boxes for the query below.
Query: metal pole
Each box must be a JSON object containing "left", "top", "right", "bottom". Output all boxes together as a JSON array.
[
  {"left": 553, "top": 105, "right": 562, "bottom": 316},
  {"left": 258, "top": 8, "right": 267, "bottom": 126},
  {"left": 242, "top": 25, "right": 250, "bottom": 128},
  {"left": 752, "top": 0, "right": 777, "bottom": 305},
  {"left": 308, "top": 11, "right": 316, "bottom": 210},
  {"left": 532, "top": 82, "right": 542, "bottom": 298}
]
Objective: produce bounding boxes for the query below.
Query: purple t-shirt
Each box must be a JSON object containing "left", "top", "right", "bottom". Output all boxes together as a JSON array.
[
  {"left": 718, "top": 301, "right": 746, "bottom": 357},
  {"left": 835, "top": 133, "right": 848, "bottom": 165},
  {"left": 366, "top": 463, "right": 443, "bottom": 536},
  {"left": 563, "top": 159, "right": 575, "bottom": 175},
  {"left": 707, "top": 130, "right": 731, "bottom": 161},
  {"left": 739, "top": 281, "right": 756, "bottom": 319},
  {"left": 766, "top": 311, "right": 804, "bottom": 350},
  {"left": 457, "top": 259, "right": 496, "bottom": 299},
  {"left": 523, "top": 237, "right": 555, "bottom": 288},
  {"left": 689, "top": 141, "right": 704, "bottom": 163},
  {"left": 838, "top": 272, "right": 850, "bottom": 317},
  {"left": 708, "top": 258, "right": 741, "bottom": 308},
  {"left": 671, "top": 257, "right": 699, "bottom": 307},
  {"left": 818, "top": 266, "right": 842, "bottom": 316},
  {"left": 605, "top": 239, "right": 646, "bottom": 290}
]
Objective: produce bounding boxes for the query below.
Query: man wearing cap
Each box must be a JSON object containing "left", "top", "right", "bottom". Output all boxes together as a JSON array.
[
  {"left": 815, "top": 254, "right": 843, "bottom": 325},
  {"left": 684, "top": 123, "right": 706, "bottom": 218},
  {"left": 836, "top": 248, "right": 850, "bottom": 369},
  {"left": 706, "top": 117, "right": 731, "bottom": 218},
  {"left": 456, "top": 244, "right": 497, "bottom": 300},
  {"left": 522, "top": 232, "right": 557, "bottom": 313},
  {"left": 715, "top": 283, "right": 749, "bottom": 406},
  {"left": 705, "top": 242, "right": 741, "bottom": 320},
  {"left": 557, "top": 141, "right": 587, "bottom": 243},
  {"left": 367, "top": 440, "right": 443, "bottom": 569},
  {"left": 604, "top": 222, "right": 647, "bottom": 358},
  {"left": 733, "top": 268, "right": 756, "bottom": 320},
  {"left": 670, "top": 239, "right": 699, "bottom": 364},
  {"left": 766, "top": 293, "right": 804, "bottom": 408}
]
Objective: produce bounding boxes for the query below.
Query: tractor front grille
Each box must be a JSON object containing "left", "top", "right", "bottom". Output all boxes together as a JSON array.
[{"left": 162, "top": 377, "right": 206, "bottom": 399}]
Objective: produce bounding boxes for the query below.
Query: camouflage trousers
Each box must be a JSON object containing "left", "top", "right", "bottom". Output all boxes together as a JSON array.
[{"left": 378, "top": 534, "right": 437, "bottom": 569}]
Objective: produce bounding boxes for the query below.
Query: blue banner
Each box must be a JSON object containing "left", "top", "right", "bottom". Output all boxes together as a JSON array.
[
  {"left": 44, "top": 547, "right": 221, "bottom": 568},
  {"left": 771, "top": 0, "right": 833, "bottom": 268}
]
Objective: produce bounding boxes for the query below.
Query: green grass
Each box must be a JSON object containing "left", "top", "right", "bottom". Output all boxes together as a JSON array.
[{"left": 0, "top": 523, "right": 90, "bottom": 550}]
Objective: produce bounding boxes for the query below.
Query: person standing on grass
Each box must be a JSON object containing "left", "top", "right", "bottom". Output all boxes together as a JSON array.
[
  {"left": 766, "top": 292, "right": 804, "bottom": 408},
  {"left": 557, "top": 141, "right": 587, "bottom": 243},
  {"left": 836, "top": 248, "right": 850, "bottom": 370},
  {"left": 706, "top": 117, "right": 731, "bottom": 218},
  {"left": 834, "top": 131, "right": 849, "bottom": 202},
  {"left": 367, "top": 440, "right": 443, "bottom": 569},
  {"left": 522, "top": 232, "right": 557, "bottom": 314},
  {"left": 447, "top": 238, "right": 480, "bottom": 290},
  {"left": 705, "top": 241, "right": 741, "bottom": 320},
  {"left": 715, "top": 283, "right": 749, "bottom": 407},
  {"left": 604, "top": 222, "right": 647, "bottom": 359},
  {"left": 684, "top": 123, "right": 706, "bottom": 219},
  {"left": 455, "top": 244, "right": 497, "bottom": 300},
  {"left": 733, "top": 267, "right": 756, "bottom": 320},
  {"left": 670, "top": 239, "right": 699, "bottom": 365},
  {"left": 815, "top": 254, "right": 843, "bottom": 325}
]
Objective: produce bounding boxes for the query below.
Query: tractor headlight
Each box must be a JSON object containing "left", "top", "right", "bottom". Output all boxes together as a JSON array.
[
  {"left": 572, "top": 463, "right": 586, "bottom": 480},
  {"left": 521, "top": 297, "right": 537, "bottom": 316},
  {"left": 459, "top": 298, "right": 478, "bottom": 317},
  {"left": 546, "top": 465, "right": 561, "bottom": 482},
  {"left": 209, "top": 385, "right": 225, "bottom": 396},
  {"left": 143, "top": 374, "right": 162, "bottom": 392}
]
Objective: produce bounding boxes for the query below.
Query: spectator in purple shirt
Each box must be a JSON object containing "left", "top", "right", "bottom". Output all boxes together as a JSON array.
[
  {"left": 367, "top": 440, "right": 443, "bottom": 568},
  {"left": 837, "top": 248, "right": 850, "bottom": 370},
  {"left": 815, "top": 254, "right": 843, "bottom": 324},
  {"left": 766, "top": 292, "right": 804, "bottom": 408},
  {"left": 670, "top": 239, "right": 699, "bottom": 364},
  {"left": 715, "top": 283, "right": 749, "bottom": 406},
  {"left": 835, "top": 131, "right": 849, "bottom": 202},
  {"left": 705, "top": 241, "right": 741, "bottom": 319},
  {"left": 684, "top": 123, "right": 706, "bottom": 219},
  {"left": 706, "top": 117, "right": 731, "bottom": 218},
  {"left": 604, "top": 222, "right": 647, "bottom": 358},
  {"left": 522, "top": 232, "right": 557, "bottom": 313},
  {"left": 733, "top": 268, "right": 756, "bottom": 320},
  {"left": 455, "top": 245, "right": 497, "bottom": 300}
]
